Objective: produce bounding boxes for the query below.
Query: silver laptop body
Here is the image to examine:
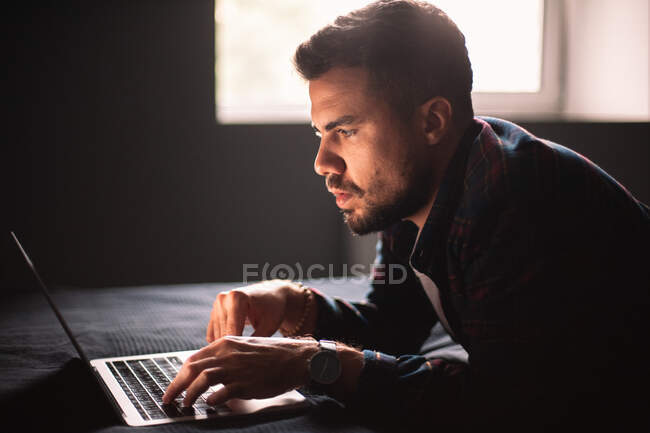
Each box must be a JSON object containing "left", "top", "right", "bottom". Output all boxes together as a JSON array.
[{"left": 11, "top": 232, "right": 309, "bottom": 426}]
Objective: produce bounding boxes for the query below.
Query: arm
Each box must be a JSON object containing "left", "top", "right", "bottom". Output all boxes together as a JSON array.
[
  {"left": 308, "top": 221, "right": 439, "bottom": 356},
  {"left": 309, "top": 205, "right": 542, "bottom": 429},
  {"left": 338, "top": 195, "right": 640, "bottom": 429}
]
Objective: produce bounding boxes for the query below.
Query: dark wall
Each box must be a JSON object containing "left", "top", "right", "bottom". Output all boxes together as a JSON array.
[
  {"left": 4, "top": 1, "right": 648, "bottom": 288},
  {"left": 5, "top": 0, "right": 344, "bottom": 287}
]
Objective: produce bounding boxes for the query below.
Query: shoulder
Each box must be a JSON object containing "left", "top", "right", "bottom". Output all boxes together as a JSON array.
[
  {"left": 461, "top": 116, "right": 640, "bottom": 210},
  {"left": 452, "top": 117, "right": 648, "bottom": 255},
  {"left": 464, "top": 117, "right": 560, "bottom": 204}
]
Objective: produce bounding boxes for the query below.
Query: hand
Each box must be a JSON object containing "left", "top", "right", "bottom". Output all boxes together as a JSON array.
[
  {"left": 162, "top": 336, "right": 319, "bottom": 407},
  {"left": 206, "top": 279, "right": 309, "bottom": 342}
]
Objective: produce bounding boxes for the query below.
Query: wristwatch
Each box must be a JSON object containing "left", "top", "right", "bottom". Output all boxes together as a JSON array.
[{"left": 308, "top": 340, "right": 342, "bottom": 387}]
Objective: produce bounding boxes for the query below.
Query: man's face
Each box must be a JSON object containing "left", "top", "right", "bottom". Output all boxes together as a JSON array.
[{"left": 309, "top": 67, "right": 434, "bottom": 235}]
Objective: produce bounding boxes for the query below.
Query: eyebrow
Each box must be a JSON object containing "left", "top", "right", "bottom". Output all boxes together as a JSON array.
[{"left": 311, "top": 115, "right": 357, "bottom": 134}]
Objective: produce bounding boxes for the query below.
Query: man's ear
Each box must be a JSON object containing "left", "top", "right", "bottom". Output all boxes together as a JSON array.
[{"left": 417, "top": 97, "right": 453, "bottom": 146}]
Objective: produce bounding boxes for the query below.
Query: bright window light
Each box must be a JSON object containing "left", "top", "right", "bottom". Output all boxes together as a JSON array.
[
  {"left": 436, "top": 0, "right": 543, "bottom": 93},
  {"left": 216, "top": 0, "right": 550, "bottom": 123}
]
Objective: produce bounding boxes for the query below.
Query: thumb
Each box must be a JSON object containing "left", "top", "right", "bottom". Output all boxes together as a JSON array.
[
  {"left": 249, "top": 316, "right": 282, "bottom": 337},
  {"left": 250, "top": 324, "right": 277, "bottom": 337}
]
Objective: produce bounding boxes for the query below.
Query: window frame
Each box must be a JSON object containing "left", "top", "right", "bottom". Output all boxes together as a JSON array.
[
  {"left": 472, "top": 0, "right": 563, "bottom": 120},
  {"left": 215, "top": 0, "right": 564, "bottom": 124}
]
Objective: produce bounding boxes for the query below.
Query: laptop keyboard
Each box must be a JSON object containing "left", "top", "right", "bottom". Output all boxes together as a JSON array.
[{"left": 107, "top": 356, "right": 231, "bottom": 420}]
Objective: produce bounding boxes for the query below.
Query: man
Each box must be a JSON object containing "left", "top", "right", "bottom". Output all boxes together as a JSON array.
[{"left": 164, "top": 1, "right": 649, "bottom": 430}]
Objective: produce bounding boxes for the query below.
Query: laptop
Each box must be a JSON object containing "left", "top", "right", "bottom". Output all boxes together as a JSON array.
[{"left": 10, "top": 232, "right": 309, "bottom": 426}]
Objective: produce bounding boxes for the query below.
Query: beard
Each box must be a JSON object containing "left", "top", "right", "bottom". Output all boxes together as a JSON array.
[{"left": 328, "top": 165, "right": 434, "bottom": 236}]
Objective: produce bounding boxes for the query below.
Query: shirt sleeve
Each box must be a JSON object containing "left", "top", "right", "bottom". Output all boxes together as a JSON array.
[
  {"left": 342, "top": 191, "right": 647, "bottom": 430},
  {"left": 309, "top": 204, "right": 546, "bottom": 429},
  {"left": 346, "top": 349, "right": 468, "bottom": 430},
  {"left": 309, "top": 130, "right": 649, "bottom": 429},
  {"left": 310, "top": 222, "right": 438, "bottom": 356}
]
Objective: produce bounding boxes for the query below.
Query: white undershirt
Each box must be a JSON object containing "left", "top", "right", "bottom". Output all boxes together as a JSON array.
[
  {"left": 409, "top": 224, "right": 455, "bottom": 337},
  {"left": 411, "top": 267, "right": 455, "bottom": 338}
]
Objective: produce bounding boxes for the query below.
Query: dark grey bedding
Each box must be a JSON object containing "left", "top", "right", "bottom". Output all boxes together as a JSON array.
[{"left": 0, "top": 279, "right": 464, "bottom": 432}]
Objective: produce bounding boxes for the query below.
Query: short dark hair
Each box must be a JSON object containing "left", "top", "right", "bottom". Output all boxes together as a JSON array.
[{"left": 294, "top": 0, "right": 473, "bottom": 123}]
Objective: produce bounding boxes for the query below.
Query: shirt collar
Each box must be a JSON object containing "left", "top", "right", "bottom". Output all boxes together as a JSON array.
[{"left": 409, "top": 118, "right": 483, "bottom": 273}]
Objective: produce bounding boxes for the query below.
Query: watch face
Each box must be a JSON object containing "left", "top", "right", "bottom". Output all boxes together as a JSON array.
[{"left": 310, "top": 351, "right": 342, "bottom": 385}]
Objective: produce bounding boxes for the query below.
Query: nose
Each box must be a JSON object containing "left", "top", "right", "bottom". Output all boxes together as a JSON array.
[{"left": 314, "top": 139, "right": 345, "bottom": 177}]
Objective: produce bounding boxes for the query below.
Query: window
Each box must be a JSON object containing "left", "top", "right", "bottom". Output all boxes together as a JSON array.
[{"left": 215, "top": 0, "right": 561, "bottom": 123}]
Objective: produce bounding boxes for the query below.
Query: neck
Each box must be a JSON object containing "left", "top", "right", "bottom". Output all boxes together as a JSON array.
[
  {"left": 407, "top": 189, "right": 437, "bottom": 230},
  {"left": 404, "top": 121, "right": 468, "bottom": 231}
]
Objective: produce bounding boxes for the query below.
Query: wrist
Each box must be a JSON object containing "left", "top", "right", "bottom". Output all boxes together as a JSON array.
[
  {"left": 301, "top": 340, "right": 364, "bottom": 400},
  {"left": 336, "top": 345, "right": 364, "bottom": 396},
  {"left": 280, "top": 282, "right": 314, "bottom": 336},
  {"left": 307, "top": 340, "right": 341, "bottom": 388},
  {"left": 294, "top": 339, "right": 320, "bottom": 388}
]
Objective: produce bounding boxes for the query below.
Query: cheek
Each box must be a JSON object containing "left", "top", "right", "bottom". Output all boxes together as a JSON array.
[
  {"left": 342, "top": 147, "right": 376, "bottom": 188},
  {"left": 364, "top": 161, "right": 406, "bottom": 199},
  {"left": 346, "top": 131, "right": 413, "bottom": 193}
]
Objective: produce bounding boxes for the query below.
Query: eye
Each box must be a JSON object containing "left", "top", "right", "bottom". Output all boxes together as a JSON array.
[{"left": 337, "top": 128, "right": 356, "bottom": 138}]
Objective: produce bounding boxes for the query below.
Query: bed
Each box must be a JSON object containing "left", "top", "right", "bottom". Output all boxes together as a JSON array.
[{"left": 0, "top": 279, "right": 466, "bottom": 432}]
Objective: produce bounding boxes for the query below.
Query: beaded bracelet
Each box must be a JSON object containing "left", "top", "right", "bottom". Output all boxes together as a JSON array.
[{"left": 280, "top": 283, "right": 313, "bottom": 337}]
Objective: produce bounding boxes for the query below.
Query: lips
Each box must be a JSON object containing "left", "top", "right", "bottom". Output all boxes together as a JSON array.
[
  {"left": 328, "top": 186, "right": 356, "bottom": 208},
  {"left": 335, "top": 192, "right": 352, "bottom": 208}
]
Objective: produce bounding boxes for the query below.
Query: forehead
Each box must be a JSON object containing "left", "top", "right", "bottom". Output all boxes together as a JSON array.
[{"left": 309, "top": 67, "right": 374, "bottom": 125}]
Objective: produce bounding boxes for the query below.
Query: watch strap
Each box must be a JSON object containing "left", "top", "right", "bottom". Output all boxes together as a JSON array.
[{"left": 319, "top": 339, "right": 337, "bottom": 353}]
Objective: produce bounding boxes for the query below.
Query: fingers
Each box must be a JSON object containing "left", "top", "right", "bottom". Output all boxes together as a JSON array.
[
  {"left": 225, "top": 292, "right": 248, "bottom": 336},
  {"left": 163, "top": 357, "right": 219, "bottom": 404},
  {"left": 211, "top": 298, "right": 222, "bottom": 341},
  {"left": 210, "top": 301, "right": 220, "bottom": 342},
  {"left": 208, "top": 281, "right": 291, "bottom": 343},
  {"left": 218, "top": 294, "right": 228, "bottom": 339},
  {"left": 206, "top": 384, "right": 233, "bottom": 406},
  {"left": 183, "top": 367, "right": 226, "bottom": 407},
  {"left": 209, "top": 291, "right": 249, "bottom": 341},
  {"left": 165, "top": 336, "right": 310, "bottom": 410},
  {"left": 251, "top": 324, "right": 276, "bottom": 337},
  {"left": 206, "top": 317, "right": 214, "bottom": 343}
]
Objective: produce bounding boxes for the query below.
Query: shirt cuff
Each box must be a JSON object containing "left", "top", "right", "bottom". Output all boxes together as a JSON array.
[
  {"left": 346, "top": 349, "right": 398, "bottom": 411},
  {"left": 309, "top": 287, "right": 344, "bottom": 339}
]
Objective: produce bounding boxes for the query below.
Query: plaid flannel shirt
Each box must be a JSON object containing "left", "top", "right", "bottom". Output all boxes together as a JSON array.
[{"left": 309, "top": 117, "right": 649, "bottom": 429}]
